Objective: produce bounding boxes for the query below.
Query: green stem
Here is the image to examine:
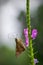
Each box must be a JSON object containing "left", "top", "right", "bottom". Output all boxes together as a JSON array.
[{"left": 26, "top": 0, "right": 35, "bottom": 65}]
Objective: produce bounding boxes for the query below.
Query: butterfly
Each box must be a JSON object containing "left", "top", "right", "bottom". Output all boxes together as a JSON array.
[{"left": 15, "top": 38, "right": 26, "bottom": 56}]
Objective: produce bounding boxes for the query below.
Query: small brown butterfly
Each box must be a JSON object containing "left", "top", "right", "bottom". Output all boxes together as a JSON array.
[{"left": 15, "top": 38, "right": 26, "bottom": 56}]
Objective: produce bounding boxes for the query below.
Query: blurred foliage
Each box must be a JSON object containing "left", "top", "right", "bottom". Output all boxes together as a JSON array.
[
  {"left": 18, "top": 11, "right": 27, "bottom": 28},
  {"left": 0, "top": 46, "right": 17, "bottom": 65},
  {"left": 35, "top": 5, "right": 43, "bottom": 65},
  {"left": 36, "top": 5, "right": 43, "bottom": 56}
]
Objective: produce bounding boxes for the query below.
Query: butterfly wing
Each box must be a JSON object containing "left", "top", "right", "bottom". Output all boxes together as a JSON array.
[{"left": 15, "top": 38, "right": 26, "bottom": 56}]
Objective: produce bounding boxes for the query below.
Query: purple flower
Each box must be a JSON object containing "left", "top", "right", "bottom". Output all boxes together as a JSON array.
[
  {"left": 25, "top": 37, "right": 29, "bottom": 47},
  {"left": 24, "top": 28, "right": 29, "bottom": 47},
  {"left": 24, "top": 28, "right": 28, "bottom": 37},
  {"left": 34, "top": 58, "right": 39, "bottom": 64},
  {"left": 31, "top": 29, "right": 38, "bottom": 39},
  {"left": 23, "top": 28, "right": 38, "bottom": 47}
]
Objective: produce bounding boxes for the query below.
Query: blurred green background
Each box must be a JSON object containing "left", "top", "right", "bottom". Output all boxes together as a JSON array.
[{"left": 0, "top": 0, "right": 43, "bottom": 65}]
